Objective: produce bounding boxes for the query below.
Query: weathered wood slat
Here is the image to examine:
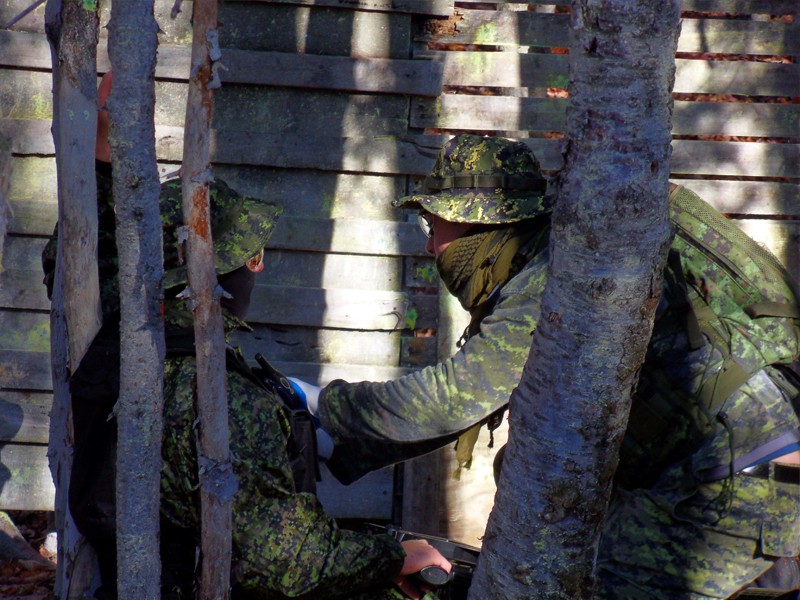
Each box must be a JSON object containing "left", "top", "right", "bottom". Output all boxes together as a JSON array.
[
  {"left": 268, "top": 217, "right": 427, "bottom": 257},
  {"left": 268, "top": 360, "right": 411, "bottom": 385},
  {"left": 0, "top": 350, "right": 51, "bottom": 392},
  {"left": 676, "top": 180, "right": 800, "bottom": 216},
  {"left": 6, "top": 157, "right": 408, "bottom": 234},
  {"left": 0, "top": 441, "right": 393, "bottom": 518},
  {"left": 0, "top": 30, "right": 442, "bottom": 97},
  {"left": 418, "top": 9, "right": 799, "bottom": 54},
  {"left": 6, "top": 118, "right": 796, "bottom": 183},
  {"left": 670, "top": 140, "right": 799, "bottom": 178},
  {"left": 0, "top": 444, "right": 54, "bottom": 511},
  {"left": 0, "top": 391, "right": 51, "bottom": 444},
  {"left": 0, "top": 243, "right": 424, "bottom": 311},
  {"left": 732, "top": 219, "right": 800, "bottom": 285},
  {"left": 233, "top": 326, "right": 403, "bottom": 366},
  {"left": 238, "top": 0, "right": 453, "bottom": 16},
  {"left": 454, "top": 0, "right": 798, "bottom": 13},
  {"left": 412, "top": 95, "right": 799, "bottom": 138},
  {"left": 3, "top": 119, "right": 565, "bottom": 172},
  {"left": 2, "top": 64, "right": 414, "bottom": 138},
  {"left": 3, "top": 1, "right": 416, "bottom": 57},
  {"left": 262, "top": 251, "right": 405, "bottom": 291},
  {"left": 423, "top": 50, "right": 799, "bottom": 97},
  {"left": 248, "top": 284, "right": 437, "bottom": 330}
]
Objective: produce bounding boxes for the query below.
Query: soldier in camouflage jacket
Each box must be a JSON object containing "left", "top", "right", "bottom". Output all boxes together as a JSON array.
[
  {"left": 44, "top": 70, "right": 450, "bottom": 599},
  {"left": 310, "top": 134, "right": 800, "bottom": 598}
]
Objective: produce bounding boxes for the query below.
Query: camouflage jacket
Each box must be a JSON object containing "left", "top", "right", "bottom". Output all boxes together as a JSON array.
[
  {"left": 318, "top": 189, "right": 800, "bottom": 489},
  {"left": 319, "top": 243, "right": 550, "bottom": 485},
  {"left": 160, "top": 306, "right": 405, "bottom": 598}
]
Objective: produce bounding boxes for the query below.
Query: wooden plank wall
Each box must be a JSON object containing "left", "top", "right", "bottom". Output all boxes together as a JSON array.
[
  {"left": 0, "top": 0, "right": 798, "bottom": 541},
  {"left": 0, "top": 0, "right": 451, "bottom": 514}
]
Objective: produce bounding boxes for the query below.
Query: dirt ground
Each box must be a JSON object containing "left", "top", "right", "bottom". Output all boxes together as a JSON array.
[{"left": 1, "top": 511, "right": 56, "bottom": 600}]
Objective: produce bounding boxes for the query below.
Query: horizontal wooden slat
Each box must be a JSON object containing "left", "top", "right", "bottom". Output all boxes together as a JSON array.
[
  {"left": 0, "top": 441, "right": 393, "bottom": 518},
  {"left": 267, "top": 360, "right": 411, "bottom": 385},
  {"left": 262, "top": 251, "right": 404, "bottom": 291},
  {"left": 0, "top": 58, "right": 415, "bottom": 137},
  {"left": 233, "top": 326, "right": 403, "bottom": 366},
  {"left": 419, "top": 9, "right": 799, "bottom": 54},
  {"left": 3, "top": 1, "right": 417, "bottom": 56},
  {"left": 454, "top": 0, "right": 798, "bottom": 14},
  {"left": 6, "top": 157, "right": 408, "bottom": 235},
  {"left": 248, "top": 284, "right": 437, "bottom": 330},
  {"left": 0, "top": 311, "right": 50, "bottom": 353},
  {"left": 239, "top": 0, "right": 453, "bottom": 16},
  {"left": 412, "top": 95, "right": 799, "bottom": 138},
  {"left": 0, "top": 444, "right": 54, "bottom": 511},
  {"left": 0, "top": 30, "right": 443, "bottom": 97},
  {"left": 669, "top": 140, "right": 799, "bottom": 178},
  {"left": 0, "top": 391, "right": 51, "bottom": 445},
  {"left": 268, "top": 217, "right": 427, "bottom": 256},
  {"left": 731, "top": 219, "right": 800, "bottom": 285},
  {"left": 4, "top": 119, "right": 568, "bottom": 173},
  {"left": 425, "top": 50, "right": 800, "bottom": 97},
  {"left": 0, "top": 348, "right": 51, "bottom": 392},
  {"left": 674, "top": 180, "right": 800, "bottom": 216}
]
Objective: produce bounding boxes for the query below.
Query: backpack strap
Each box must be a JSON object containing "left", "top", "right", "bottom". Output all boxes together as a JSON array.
[{"left": 745, "top": 302, "right": 800, "bottom": 320}]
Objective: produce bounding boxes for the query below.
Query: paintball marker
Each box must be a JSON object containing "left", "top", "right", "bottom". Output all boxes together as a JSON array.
[
  {"left": 366, "top": 524, "right": 480, "bottom": 600},
  {"left": 254, "top": 353, "right": 306, "bottom": 411}
]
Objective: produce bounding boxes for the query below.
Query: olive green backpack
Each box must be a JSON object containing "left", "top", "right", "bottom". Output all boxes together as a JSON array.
[{"left": 618, "top": 185, "right": 800, "bottom": 486}]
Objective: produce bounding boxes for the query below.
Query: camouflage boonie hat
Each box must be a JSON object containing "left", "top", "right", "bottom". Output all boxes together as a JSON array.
[
  {"left": 160, "top": 178, "right": 282, "bottom": 289},
  {"left": 394, "top": 134, "right": 551, "bottom": 224}
]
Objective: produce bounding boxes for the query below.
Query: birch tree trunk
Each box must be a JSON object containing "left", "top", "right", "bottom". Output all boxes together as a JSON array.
[
  {"left": 43, "top": 1, "right": 99, "bottom": 596},
  {"left": 470, "top": 1, "right": 680, "bottom": 597},
  {"left": 181, "top": 2, "right": 234, "bottom": 598},
  {"left": 0, "top": 134, "right": 10, "bottom": 268},
  {"left": 106, "top": 3, "right": 163, "bottom": 598}
]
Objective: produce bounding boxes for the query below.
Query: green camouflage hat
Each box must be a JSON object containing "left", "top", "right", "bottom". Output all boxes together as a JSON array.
[
  {"left": 160, "top": 178, "right": 282, "bottom": 288},
  {"left": 393, "top": 134, "right": 551, "bottom": 224}
]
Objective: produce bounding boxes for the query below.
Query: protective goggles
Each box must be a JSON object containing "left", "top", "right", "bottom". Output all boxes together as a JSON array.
[{"left": 417, "top": 212, "right": 434, "bottom": 239}]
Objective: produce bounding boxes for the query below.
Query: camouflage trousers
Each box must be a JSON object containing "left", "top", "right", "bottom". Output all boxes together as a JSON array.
[{"left": 596, "top": 368, "right": 800, "bottom": 599}]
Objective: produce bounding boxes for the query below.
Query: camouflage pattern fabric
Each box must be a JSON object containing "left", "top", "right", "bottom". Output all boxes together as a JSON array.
[
  {"left": 393, "top": 134, "right": 551, "bottom": 224},
  {"left": 160, "top": 303, "right": 408, "bottom": 598},
  {"left": 318, "top": 183, "right": 800, "bottom": 598},
  {"left": 41, "top": 162, "right": 282, "bottom": 313}
]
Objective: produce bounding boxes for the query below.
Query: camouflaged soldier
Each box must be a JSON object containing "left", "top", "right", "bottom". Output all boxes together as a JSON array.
[
  {"left": 299, "top": 134, "right": 800, "bottom": 598},
  {"left": 48, "top": 69, "right": 451, "bottom": 599}
]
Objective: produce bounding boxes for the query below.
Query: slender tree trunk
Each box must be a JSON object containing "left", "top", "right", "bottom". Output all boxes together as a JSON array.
[
  {"left": 181, "top": 2, "right": 234, "bottom": 598},
  {"left": 470, "top": 1, "right": 680, "bottom": 598},
  {"left": 43, "top": 1, "right": 100, "bottom": 596},
  {"left": 106, "top": 3, "right": 163, "bottom": 599},
  {"left": 0, "top": 134, "right": 10, "bottom": 267}
]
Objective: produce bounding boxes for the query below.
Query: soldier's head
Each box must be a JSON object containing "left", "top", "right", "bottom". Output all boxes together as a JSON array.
[
  {"left": 160, "top": 177, "right": 282, "bottom": 318},
  {"left": 393, "top": 134, "right": 550, "bottom": 257}
]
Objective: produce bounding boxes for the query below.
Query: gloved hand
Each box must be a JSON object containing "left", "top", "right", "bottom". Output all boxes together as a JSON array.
[{"left": 288, "top": 377, "right": 321, "bottom": 415}]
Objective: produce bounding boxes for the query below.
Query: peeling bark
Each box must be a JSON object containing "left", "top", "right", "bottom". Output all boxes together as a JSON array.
[
  {"left": 470, "top": 1, "right": 681, "bottom": 598},
  {"left": 180, "top": 2, "right": 233, "bottom": 598},
  {"left": 106, "top": 2, "right": 164, "bottom": 599}
]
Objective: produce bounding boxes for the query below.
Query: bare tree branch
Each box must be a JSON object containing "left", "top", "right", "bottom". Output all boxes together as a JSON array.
[{"left": 180, "top": 1, "right": 233, "bottom": 598}]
